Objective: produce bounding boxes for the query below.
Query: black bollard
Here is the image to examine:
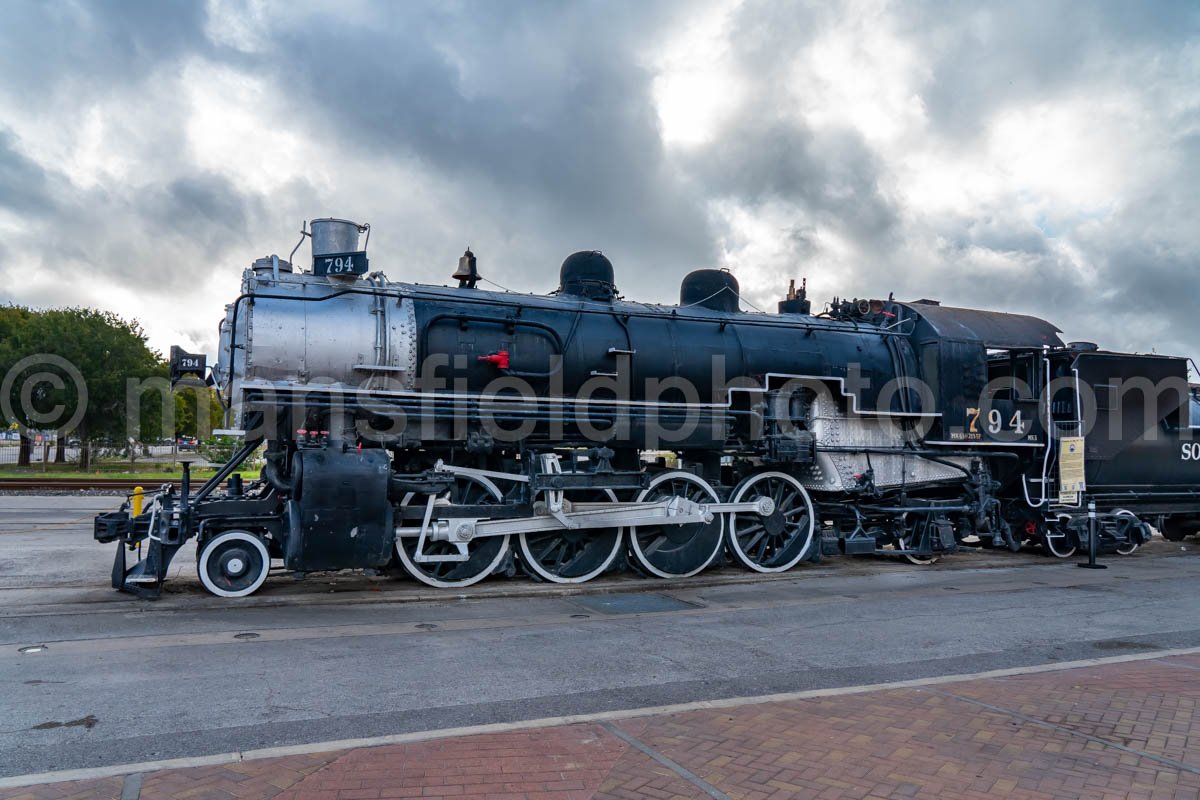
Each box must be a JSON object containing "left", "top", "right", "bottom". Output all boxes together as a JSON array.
[{"left": 1078, "top": 500, "right": 1107, "bottom": 570}]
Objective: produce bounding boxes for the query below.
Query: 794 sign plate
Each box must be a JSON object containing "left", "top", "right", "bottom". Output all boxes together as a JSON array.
[{"left": 314, "top": 250, "right": 368, "bottom": 277}]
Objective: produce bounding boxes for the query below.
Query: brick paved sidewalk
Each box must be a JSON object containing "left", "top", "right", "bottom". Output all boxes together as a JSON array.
[{"left": 4, "top": 653, "right": 1199, "bottom": 800}]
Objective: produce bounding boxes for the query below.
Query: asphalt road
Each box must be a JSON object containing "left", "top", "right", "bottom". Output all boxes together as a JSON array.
[{"left": 2, "top": 495, "right": 1199, "bottom": 778}]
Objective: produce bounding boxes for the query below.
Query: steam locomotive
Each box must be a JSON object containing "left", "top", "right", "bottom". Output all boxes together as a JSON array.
[{"left": 95, "top": 218, "right": 1200, "bottom": 597}]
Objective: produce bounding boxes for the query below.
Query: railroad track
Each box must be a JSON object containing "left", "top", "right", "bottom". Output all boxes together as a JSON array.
[{"left": 0, "top": 477, "right": 182, "bottom": 492}]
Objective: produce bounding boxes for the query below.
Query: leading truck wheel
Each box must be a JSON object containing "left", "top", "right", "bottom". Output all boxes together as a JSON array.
[{"left": 198, "top": 530, "right": 271, "bottom": 598}]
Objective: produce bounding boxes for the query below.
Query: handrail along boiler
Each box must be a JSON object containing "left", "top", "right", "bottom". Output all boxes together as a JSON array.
[{"left": 95, "top": 218, "right": 1195, "bottom": 597}]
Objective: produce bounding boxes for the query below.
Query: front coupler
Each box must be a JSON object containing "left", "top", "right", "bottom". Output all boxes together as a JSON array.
[
  {"left": 94, "top": 475, "right": 193, "bottom": 599},
  {"left": 94, "top": 437, "right": 266, "bottom": 598},
  {"left": 95, "top": 493, "right": 186, "bottom": 599}
]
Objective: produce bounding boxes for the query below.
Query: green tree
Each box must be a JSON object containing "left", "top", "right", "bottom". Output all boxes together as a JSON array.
[
  {"left": 174, "top": 386, "right": 225, "bottom": 439},
  {"left": 1, "top": 307, "right": 166, "bottom": 470},
  {"left": 0, "top": 305, "right": 37, "bottom": 465}
]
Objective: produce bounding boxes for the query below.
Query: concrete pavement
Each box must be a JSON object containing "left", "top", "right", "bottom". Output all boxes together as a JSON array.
[
  {"left": 2, "top": 495, "right": 1200, "bottom": 795},
  {"left": 3, "top": 650, "right": 1200, "bottom": 799}
]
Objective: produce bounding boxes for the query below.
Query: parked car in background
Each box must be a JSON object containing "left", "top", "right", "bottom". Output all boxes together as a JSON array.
[{"left": 177, "top": 436, "right": 199, "bottom": 452}]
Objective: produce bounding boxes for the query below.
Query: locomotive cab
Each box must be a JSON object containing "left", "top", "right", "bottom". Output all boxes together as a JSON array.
[{"left": 899, "top": 300, "right": 1061, "bottom": 448}]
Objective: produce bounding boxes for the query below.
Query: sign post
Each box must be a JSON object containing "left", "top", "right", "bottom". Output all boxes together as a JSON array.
[
  {"left": 1057, "top": 436, "right": 1086, "bottom": 506},
  {"left": 1078, "top": 500, "right": 1106, "bottom": 570}
]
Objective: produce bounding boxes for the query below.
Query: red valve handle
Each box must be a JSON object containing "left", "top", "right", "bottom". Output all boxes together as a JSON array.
[{"left": 477, "top": 351, "right": 510, "bottom": 369}]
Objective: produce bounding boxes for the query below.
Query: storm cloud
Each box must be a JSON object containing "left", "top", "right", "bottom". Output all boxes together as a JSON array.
[{"left": 0, "top": 0, "right": 1196, "bottom": 360}]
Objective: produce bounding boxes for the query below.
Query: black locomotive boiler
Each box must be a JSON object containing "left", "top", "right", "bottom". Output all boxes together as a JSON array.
[{"left": 95, "top": 218, "right": 1199, "bottom": 597}]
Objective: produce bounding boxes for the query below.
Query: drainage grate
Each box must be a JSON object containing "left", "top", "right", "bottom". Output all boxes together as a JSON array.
[{"left": 573, "top": 593, "right": 700, "bottom": 615}]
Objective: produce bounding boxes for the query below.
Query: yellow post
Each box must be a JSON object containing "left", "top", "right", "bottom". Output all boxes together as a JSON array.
[{"left": 132, "top": 486, "right": 145, "bottom": 517}]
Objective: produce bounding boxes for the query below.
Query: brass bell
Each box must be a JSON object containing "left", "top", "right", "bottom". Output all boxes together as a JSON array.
[{"left": 453, "top": 248, "right": 479, "bottom": 288}]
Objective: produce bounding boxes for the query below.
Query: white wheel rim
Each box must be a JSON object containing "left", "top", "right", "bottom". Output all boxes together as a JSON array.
[
  {"left": 629, "top": 471, "right": 724, "bottom": 579},
  {"left": 898, "top": 535, "right": 939, "bottom": 565},
  {"left": 1113, "top": 509, "right": 1140, "bottom": 554},
  {"left": 727, "top": 471, "right": 815, "bottom": 573},
  {"left": 395, "top": 475, "right": 511, "bottom": 589},
  {"left": 519, "top": 489, "right": 623, "bottom": 584},
  {"left": 1044, "top": 524, "right": 1076, "bottom": 558},
  {"left": 198, "top": 531, "right": 271, "bottom": 598},
  {"left": 1045, "top": 514, "right": 1077, "bottom": 558}
]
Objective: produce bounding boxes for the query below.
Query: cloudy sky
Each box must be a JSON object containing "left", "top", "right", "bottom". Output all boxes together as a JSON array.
[{"left": 0, "top": 0, "right": 1197, "bottom": 359}]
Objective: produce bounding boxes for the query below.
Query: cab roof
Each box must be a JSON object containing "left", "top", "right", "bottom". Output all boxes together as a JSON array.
[{"left": 900, "top": 300, "right": 1063, "bottom": 349}]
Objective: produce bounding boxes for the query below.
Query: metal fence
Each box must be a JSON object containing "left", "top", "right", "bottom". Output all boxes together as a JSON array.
[{"left": 0, "top": 440, "right": 177, "bottom": 466}]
